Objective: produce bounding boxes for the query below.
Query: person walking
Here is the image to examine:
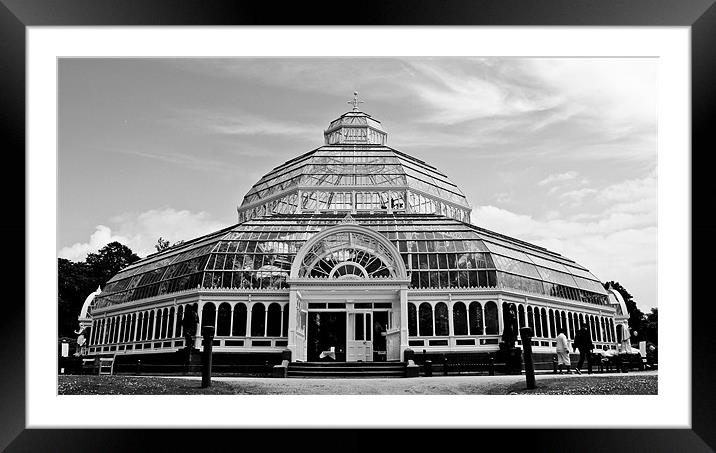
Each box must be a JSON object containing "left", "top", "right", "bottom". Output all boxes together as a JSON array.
[
  {"left": 555, "top": 328, "right": 572, "bottom": 374},
  {"left": 573, "top": 324, "right": 594, "bottom": 374}
]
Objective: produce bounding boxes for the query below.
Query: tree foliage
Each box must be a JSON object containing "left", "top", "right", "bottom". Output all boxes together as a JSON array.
[
  {"left": 58, "top": 242, "right": 141, "bottom": 338},
  {"left": 605, "top": 280, "right": 657, "bottom": 344},
  {"left": 155, "top": 237, "right": 185, "bottom": 252},
  {"left": 155, "top": 237, "right": 171, "bottom": 252}
]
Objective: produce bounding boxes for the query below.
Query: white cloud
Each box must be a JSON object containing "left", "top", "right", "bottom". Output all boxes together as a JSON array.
[
  {"left": 58, "top": 225, "right": 130, "bottom": 262},
  {"left": 559, "top": 188, "right": 598, "bottom": 203},
  {"left": 58, "top": 208, "right": 225, "bottom": 261},
  {"left": 406, "top": 60, "right": 559, "bottom": 125},
  {"left": 538, "top": 171, "right": 579, "bottom": 186}
]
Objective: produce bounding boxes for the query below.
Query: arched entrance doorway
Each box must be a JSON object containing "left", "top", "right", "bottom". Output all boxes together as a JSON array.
[{"left": 287, "top": 222, "right": 409, "bottom": 362}]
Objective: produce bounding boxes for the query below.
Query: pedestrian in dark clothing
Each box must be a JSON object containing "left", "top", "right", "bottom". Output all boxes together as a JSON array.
[{"left": 573, "top": 325, "right": 594, "bottom": 374}]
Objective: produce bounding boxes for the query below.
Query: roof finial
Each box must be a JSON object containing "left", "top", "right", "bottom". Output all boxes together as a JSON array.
[{"left": 348, "top": 91, "right": 364, "bottom": 111}]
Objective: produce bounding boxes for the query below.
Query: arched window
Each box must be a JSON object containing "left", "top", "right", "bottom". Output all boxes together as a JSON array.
[
  {"left": 129, "top": 315, "right": 134, "bottom": 342},
  {"left": 453, "top": 302, "right": 467, "bottom": 335},
  {"left": 175, "top": 306, "right": 184, "bottom": 338},
  {"left": 568, "top": 313, "right": 574, "bottom": 339},
  {"left": 527, "top": 306, "right": 534, "bottom": 335},
  {"left": 518, "top": 305, "right": 525, "bottom": 329},
  {"left": 484, "top": 301, "right": 498, "bottom": 335},
  {"left": 267, "top": 303, "right": 282, "bottom": 337},
  {"left": 167, "top": 308, "right": 175, "bottom": 339},
  {"left": 548, "top": 309, "right": 556, "bottom": 339},
  {"left": 602, "top": 318, "right": 608, "bottom": 342},
  {"left": 503, "top": 303, "right": 517, "bottom": 337},
  {"left": 202, "top": 303, "right": 217, "bottom": 331},
  {"left": 561, "top": 312, "right": 567, "bottom": 337},
  {"left": 217, "top": 303, "right": 232, "bottom": 336},
  {"left": 107, "top": 318, "right": 114, "bottom": 343},
  {"left": 124, "top": 315, "right": 131, "bottom": 342},
  {"left": 589, "top": 316, "right": 596, "bottom": 341},
  {"left": 120, "top": 316, "right": 126, "bottom": 343},
  {"left": 118, "top": 316, "right": 125, "bottom": 343},
  {"left": 419, "top": 303, "right": 433, "bottom": 336},
  {"left": 160, "top": 308, "right": 169, "bottom": 339},
  {"left": 138, "top": 313, "right": 145, "bottom": 340},
  {"left": 251, "top": 303, "right": 266, "bottom": 337},
  {"left": 408, "top": 303, "right": 417, "bottom": 337},
  {"left": 300, "top": 231, "right": 399, "bottom": 279},
  {"left": 435, "top": 302, "right": 449, "bottom": 336},
  {"left": 282, "top": 304, "right": 289, "bottom": 337},
  {"left": 469, "top": 302, "right": 483, "bottom": 335},
  {"left": 610, "top": 319, "right": 616, "bottom": 343},
  {"left": 533, "top": 307, "right": 542, "bottom": 337},
  {"left": 578, "top": 313, "right": 584, "bottom": 330},
  {"left": 232, "top": 303, "right": 247, "bottom": 336},
  {"left": 147, "top": 311, "right": 155, "bottom": 340},
  {"left": 616, "top": 324, "right": 623, "bottom": 343},
  {"left": 541, "top": 309, "right": 549, "bottom": 338}
]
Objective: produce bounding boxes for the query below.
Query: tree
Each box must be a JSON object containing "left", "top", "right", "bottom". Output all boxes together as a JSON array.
[
  {"left": 605, "top": 280, "right": 649, "bottom": 342},
  {"left": 643, "top": 307, "right": 658, "bottom": 345},
  {"left": 58, "top": 258, "right": 93, "bottom": 338},
  {"left": 155, "top": 237, "right": 171, "bottom": 252},
  {"left": 85, "top": 241, "right": 140, "bottom": 285},
  {"left": 58, "top": 242, "right": 141, "bottom": 338},
  {"left": 155, "top": 237, "right": 185, "bottom": 253}
]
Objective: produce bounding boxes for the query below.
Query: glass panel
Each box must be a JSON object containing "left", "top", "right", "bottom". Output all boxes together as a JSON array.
[{"left": 355, "top": 313, "right": 364, "bottom": 340}]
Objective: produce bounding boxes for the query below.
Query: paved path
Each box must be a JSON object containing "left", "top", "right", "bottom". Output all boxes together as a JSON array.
[{"left": 147, "top": 370, "right": 658, "bottom": 395}]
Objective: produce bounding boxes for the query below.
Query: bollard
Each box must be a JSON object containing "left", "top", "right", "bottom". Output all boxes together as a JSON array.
[
  {"left": 424, "top": 360, "right": 432, "bottom": 377},
  {"left": 201, "top": 326, "right": 215, "bottom": 388},
  {"left": 403, "top": 348, "right": 414, "bottom": 363},
  {"left": 519, "top": 327, "right": 536, "bottom": 389},
  {"left": 442, "top": 354, "right": 448, "bottom": 376},
  {"left": 136, "top": 359, "right": 142, "bottom": 376},
  {"left": 552, "top": 357, "right": 558, "bottom": 374}
]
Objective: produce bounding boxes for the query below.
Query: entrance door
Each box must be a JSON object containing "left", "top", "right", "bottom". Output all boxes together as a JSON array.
[
  {"left": 307, "top": 312, "right": 346, "bottom": 362},
  {"left": 372, "top": 311, "right": 388, "bottom": 362},
  {"left": 347, "top": 312, "right": 373, "bottom": 362}
]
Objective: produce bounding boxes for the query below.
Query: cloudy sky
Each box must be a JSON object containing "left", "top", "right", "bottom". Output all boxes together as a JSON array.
[{"left": 58, "top": 58, "right": 657, "bottom": 310}]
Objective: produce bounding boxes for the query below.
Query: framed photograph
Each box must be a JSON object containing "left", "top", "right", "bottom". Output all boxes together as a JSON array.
[{"left": 5, "top": 0, "right": 714, "bottom": 450}]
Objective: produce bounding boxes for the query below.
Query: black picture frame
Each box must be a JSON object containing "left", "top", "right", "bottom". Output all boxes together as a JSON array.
[{"left": 3, "top": 0, "right": 714, "bottom": 451}]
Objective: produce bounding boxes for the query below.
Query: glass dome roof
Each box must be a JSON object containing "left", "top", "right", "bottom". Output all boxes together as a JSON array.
[
  {"left": 93, "top": 213, "right": 608, "bottom": 310},
  {"left": 237, "top": 107, "right": 471, "bottom": 223},
  {"left": 92, "top": 99, "right": 609, "bottom": 313}
]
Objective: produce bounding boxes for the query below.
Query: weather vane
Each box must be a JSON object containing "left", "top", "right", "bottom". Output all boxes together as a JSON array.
[{"left": 348, "top": 91, "right": 364, "bottom": 111}]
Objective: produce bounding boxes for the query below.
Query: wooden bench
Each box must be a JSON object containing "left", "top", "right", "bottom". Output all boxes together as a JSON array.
[
  {"left": 444, "top": 354, "right": 496, "bottom": 375},
  {"left": 616, "top": 353, "right": 645, "bottom": 372},
  {"left": 412, "top": 353, "right": 497, "bottom": 376}
]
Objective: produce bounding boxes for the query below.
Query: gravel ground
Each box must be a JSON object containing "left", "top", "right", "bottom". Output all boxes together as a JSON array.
[{"left": 58, "top": 371, "right": 657, "bottom": 395}]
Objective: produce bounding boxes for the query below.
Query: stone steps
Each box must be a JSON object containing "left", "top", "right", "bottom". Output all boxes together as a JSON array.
[{"left": 287, "top": 361, "right": 406, "bottom": 378}]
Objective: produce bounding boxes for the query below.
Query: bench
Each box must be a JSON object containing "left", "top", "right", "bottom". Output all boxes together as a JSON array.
[
  {"left": 444, "top": 353, "right": 496, "bottom": 375},
  {"left": 616, "top": 353, "right": 645, "bottom": 372},
  {"left": 413, "top": 353, "right": 497, "bottom": 376}
]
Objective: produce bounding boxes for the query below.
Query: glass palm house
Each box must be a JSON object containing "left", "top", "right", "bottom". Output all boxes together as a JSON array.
[{"left": 79, "top": 95, "right": 629, "bottom": 370}]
